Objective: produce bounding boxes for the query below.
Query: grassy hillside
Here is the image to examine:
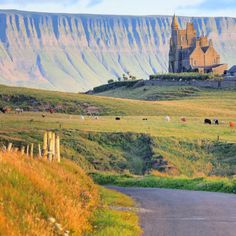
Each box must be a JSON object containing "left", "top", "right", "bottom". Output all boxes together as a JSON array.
[
  {"left": 93, "top": 84, "right": 203, "bottom": 101},
  {"left": 1, "top": 84, "right": 236, "bottom": 177},
  {"left": 0, "top": 151, "right": 141, "bottom": 236},
  {"left": 2, "top": 84, "right": 236, "bottom": 117}
]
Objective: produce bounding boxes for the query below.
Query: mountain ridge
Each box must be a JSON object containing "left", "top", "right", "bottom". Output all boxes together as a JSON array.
[{"left": 0, "top": 10, "right": 235, "bottom": 92}]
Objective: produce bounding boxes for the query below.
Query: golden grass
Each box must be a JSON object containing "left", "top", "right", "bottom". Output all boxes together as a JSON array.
[{"left": 0, "top": 151, "right": 99, "bottom": 236}]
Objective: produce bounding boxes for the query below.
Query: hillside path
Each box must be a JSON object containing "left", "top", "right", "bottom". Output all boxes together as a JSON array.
[{"left": 109, "top": 187, "right": 236, "bottom": 236}]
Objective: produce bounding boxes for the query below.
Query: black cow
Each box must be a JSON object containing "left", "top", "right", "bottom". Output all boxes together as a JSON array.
[
  {"left": 115, "top": 117, "right": 121, "bottom": 121},
  {"left": 214, "top": 119, "right": 219, "bottom": 125},
  {"left": 143, "top": 118, "right": 148, "bottom": 121},
  {"left": 204, "top": 119, "right": 212, "bottom": 125},
  {"left": 0, "top": 107, "right": 10, "bottom": 113}
]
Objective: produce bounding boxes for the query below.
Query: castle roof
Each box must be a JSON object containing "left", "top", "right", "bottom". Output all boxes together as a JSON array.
[
  {"left": 201, "top": 46, "right": 210, "bottom": 53},
  {"left": 171, "top": 15, "right": 179, "bottom": 30},
  {"left": 228, "top": 65, "right": 236, "bottom": 73}
]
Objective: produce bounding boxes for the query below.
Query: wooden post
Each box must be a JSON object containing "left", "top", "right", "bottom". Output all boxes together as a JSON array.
[
  {"left": 7, "top": 143, "right": 13, "bottom": 152},
  {"left": 43, "top": 131, "right": 48, "bottom": 158},
  {"left": 47, "top": 131, "right": 52, "bottom": 161},
  {"left": 30, "top": 143, "right": 34, "bottom": 158},
  {"left": 26, "top": 145, "right": 29, "bottom": 156},
  {"left": 38, "top": 144, "right": 42, "bottom": 158},
  {"left": 21, "top": 146, "right": 25, "bottom": 155},
  {"left": 48, "top": 138, "right": 53, "bottom": 162},
  {"left": 52, "top": 132, "right": 56, "bottom": 161},
  {"left": 55, "top": 134, "right": 61, "bottom": 163}
]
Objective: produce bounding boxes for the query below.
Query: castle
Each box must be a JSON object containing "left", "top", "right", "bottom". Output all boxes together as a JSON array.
[{"left": 169, "top": 15, "right": 227, "bottom": 75}]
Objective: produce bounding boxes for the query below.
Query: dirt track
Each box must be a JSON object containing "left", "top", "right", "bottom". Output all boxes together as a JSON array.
[{"left": 110, "top": 187, "right": 236, "bottom": 236}]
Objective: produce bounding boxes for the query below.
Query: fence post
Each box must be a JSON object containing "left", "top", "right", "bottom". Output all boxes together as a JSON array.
[
  {"left": 30, "top": 143, "right": 34, "bottom": 158},
  {"left": 47, "top": 131, "right": 52, "bottom": 161},
  {"left": 38, "top": 144, "right": 42, "bottom": 158},
  {"left": 49, "top": 138, "right": 53, "bottom": 162},
  {"left": 43, "top": 131, "right": 48, "bottom": 159},
  {"left": 55, "top": 134, "right": 61, "bottom": 163},
  {"left": 7, "top": 143, "right": 13, "bottom": 152},
  {"left": 21, "top": 146, "right": 25, "bottom": 156},
  {"left": 26, "top": 145, "right": 29, "bottom": 156},
  {"left": 52, "top": 132, "right": 56, "bottom": 161}
]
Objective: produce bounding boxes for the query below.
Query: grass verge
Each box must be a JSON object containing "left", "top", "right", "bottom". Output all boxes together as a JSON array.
[
  {"left": 91, "top": 172, "right": 236, "bottom": 194},
  {"left": 87, "top": 187, "right": 142, "bottom": 236}
]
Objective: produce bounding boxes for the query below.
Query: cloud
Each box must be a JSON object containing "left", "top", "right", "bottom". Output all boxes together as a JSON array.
[
  {"left": 0, "top": 0, "right": 103, "bottom": 7},
  {"left": 0, "top": 0, "right": 79, "bottom": 8},
  {"left": 0, "top": 0, "right": 234, "bottom": 17},
  {"left": 87, "top": 0, "right": 103, "bottom": 7},
  {"left": 181, "top": 0, "right": 236, "bottom": 11}
]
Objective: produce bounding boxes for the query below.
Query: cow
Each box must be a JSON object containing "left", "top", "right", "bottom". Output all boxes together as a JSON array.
[
  {"left": 181, "top": 117, "right": 187, "bottom": 122},
  {"left": 214, "top": 119, "right": 219, "bottom": 125},
  {"left": 165, "top": 116, "right": 171, "bottom": 122},
  {"left": 0, "top": 107, "right": 10, "bottom": 114},
  {"left": 204, "top": 119, "right": 212, "bottom": 125},
  {"left": 48, "top": 108, "right": 55, "bottom": 114},
  {"left": 143, "top": 118, "right": 148, "bottom": 121},
  {"left": 80, "top": 115, "right": 85, "bottom": 120},
  {"left": 42, "top": 114, "right": 46, "bottom": 118},
  {"left": 115, "top": 117, "right": 121, "bottom": 121},
  {"left": 229, "top": 122, "right": 235, "bottom": 128},
  {"left": 15, "top": 108, "right": 24, "bottom": 114}
]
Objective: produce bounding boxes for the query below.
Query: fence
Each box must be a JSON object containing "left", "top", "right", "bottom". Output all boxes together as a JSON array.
[{"left": 1, "top": 131, "right": 61, "bottom": 163}]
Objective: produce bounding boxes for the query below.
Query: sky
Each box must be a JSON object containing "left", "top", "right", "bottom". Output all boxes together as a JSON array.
[{"left": 0, "top": 0, "right": 235, "bottom": 17}]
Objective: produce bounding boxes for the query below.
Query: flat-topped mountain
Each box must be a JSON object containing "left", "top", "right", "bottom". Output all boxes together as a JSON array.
[{"left": 0, "top": 10, "right": 235, "bottom": 92}]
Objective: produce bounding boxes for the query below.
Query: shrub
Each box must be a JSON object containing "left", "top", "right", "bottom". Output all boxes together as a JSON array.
[{"left": 150, "top": 73, "right": 217, "bottom": 81}]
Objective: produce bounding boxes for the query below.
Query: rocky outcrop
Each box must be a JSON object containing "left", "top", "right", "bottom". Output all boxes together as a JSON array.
[{"left": 0, "top": 10, "right": 235, "bottom": 92}]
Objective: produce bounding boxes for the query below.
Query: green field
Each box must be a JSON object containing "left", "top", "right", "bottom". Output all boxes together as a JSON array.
[{"left": 1, "top": 84, "right": 236, "bottom": 178}]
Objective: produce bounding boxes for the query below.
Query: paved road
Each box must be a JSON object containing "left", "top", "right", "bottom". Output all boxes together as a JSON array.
[{"left": 110, "top": 187, "right": 236, "bottom": 236}]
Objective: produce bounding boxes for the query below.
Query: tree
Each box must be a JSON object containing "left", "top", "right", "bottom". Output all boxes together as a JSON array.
[{"left": 108, "top": 79, "right": 114, "bottom": 84}]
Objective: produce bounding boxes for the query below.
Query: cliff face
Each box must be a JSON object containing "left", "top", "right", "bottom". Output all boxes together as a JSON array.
[{"left": 0, "top": 10, "right": 235, "bottom": 92}]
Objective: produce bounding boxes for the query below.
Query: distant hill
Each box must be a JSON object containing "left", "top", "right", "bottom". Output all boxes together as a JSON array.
[{"left": 0, "top": 10, "right": 235, "bottom": 92}]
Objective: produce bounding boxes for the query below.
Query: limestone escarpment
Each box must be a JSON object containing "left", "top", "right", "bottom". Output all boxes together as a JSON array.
[{"left": 0, "top": 10, "right": 235, "bottom": 92}]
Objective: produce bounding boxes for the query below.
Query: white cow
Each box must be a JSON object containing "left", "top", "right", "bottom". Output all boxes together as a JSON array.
[{"left": 165, "top": 116, "right": 171, "bottom": 122}]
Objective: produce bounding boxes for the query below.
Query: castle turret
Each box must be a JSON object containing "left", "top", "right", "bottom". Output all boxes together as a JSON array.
[
  {"left": 169, "top": 15, "right": 179, "bottom": 73},
  {"left": 171, "top": 15, "right": 179, "bottom": 31}
]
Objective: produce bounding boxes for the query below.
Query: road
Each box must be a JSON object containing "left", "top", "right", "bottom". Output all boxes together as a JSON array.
[{"left": 110, "top": 187, "right": 236, "bottom": 236}]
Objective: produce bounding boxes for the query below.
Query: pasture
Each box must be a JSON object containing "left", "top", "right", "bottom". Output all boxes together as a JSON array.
[
  {"left": 1, "top": 112, "right": 236, "bottom": 142},
  {"left": 1, "top": 85, "right": 236, "bottom": 177}
]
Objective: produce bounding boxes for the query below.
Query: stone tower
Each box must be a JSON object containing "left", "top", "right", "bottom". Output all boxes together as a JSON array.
[{"left": 168, "top": 15, "right": 227, "bottom": 75}]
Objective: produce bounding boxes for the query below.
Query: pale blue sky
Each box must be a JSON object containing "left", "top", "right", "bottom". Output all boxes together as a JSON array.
[{"left": 0, "top": 0, "right": 235, "bottom": 17}]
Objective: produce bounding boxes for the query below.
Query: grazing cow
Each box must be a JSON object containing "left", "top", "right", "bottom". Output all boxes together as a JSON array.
[
  {"left": 181, "top": 117, "right": 187, "bottom": 122},
  {"left": 42, "top": 114, "right": 46, "bottom": 118},
  {"left": 48, "top": 108, "right": 55, "bottom": 114},
  {"left": 15, "top": 108, "right": 23, "bottom": 114},
  {"left": 0, "top": 107, "right": 10, "bottom": 113},
  {"left": 229, "top": 122, "right": 235, "bottom": 128},
  {"left": 143, "top": 118, "right": 148, "bottom": 121},
  {"left": 165, "top": 116, "right": 171, "bottom": 122},
  {"left": 115, "top": 117, "right": 121, "bottom": 121},
  {"left": 214, "top": 119, "right": 219, "bottom": 125},
  {"left": 204, "top": 119, "right": 212, "bottom": 125}
]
